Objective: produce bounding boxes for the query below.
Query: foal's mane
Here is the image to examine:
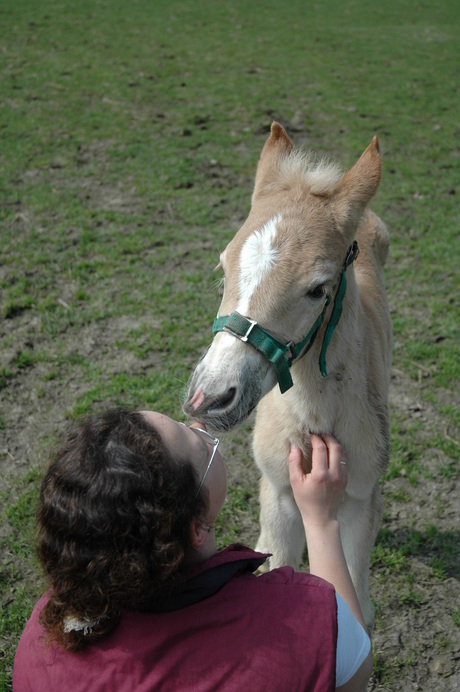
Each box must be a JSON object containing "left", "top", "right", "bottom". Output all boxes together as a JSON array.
[{"left": 276, "top": 149, "right": 343, "bottom": 196}]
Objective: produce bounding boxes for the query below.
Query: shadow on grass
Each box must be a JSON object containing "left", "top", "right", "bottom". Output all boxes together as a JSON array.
[{"left": 373, "top": 525, "right": 460, "bottom": 580}]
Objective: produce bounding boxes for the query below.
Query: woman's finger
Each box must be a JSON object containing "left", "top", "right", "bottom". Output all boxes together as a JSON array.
[
  {"left": 310, "top": 434, "right": 330, "bottom": 472},
  {"left": 319, "top": 433, "right": 345, "bottom": 470},
  {"left": 288, "top": 444, "right": 305, "bottom": 481}
]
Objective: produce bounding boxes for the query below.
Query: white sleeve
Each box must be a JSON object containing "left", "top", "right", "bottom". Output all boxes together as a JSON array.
[{"left": 335, "top": 594, "right": 371, "bottom": 686}]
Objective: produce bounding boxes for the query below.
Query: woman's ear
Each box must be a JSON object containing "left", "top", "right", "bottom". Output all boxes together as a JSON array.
[{"left": 190, "top": 518, "right": 209, "bottom": 550}]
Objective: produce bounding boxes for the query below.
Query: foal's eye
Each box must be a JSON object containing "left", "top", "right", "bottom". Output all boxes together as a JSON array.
[{"left": 306, "top": 284, "right": 326, "bottom": 300}]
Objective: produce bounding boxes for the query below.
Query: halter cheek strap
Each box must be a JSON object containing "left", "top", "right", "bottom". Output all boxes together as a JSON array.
[
  {"left": 319, "top": 240, "right": 359, "bottom": 377},
  {"left": 212, "top": 241, "right": 359, "bottom": 394}
]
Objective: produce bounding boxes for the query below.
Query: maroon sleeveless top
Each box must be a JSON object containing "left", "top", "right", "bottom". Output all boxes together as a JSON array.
[{"left": 14, "top": 544, "right": 337, "bottom": 691}]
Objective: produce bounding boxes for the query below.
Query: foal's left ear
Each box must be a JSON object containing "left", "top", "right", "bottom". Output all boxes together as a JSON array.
[
  {"left": 252, "top": 122, "right": 294, "bottom": 200},
  {"left": 333, "top": 136, "right": 381, "bottom": 236}
]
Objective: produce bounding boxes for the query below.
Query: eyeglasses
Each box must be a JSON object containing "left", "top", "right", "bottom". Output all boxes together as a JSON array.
[{"left": 179, "top": 424, "right": 220, "bottom": 497}]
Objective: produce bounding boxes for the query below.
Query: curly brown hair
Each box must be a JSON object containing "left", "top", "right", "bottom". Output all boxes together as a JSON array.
[{"left": 37, "top": 409, "right": 207, "bottom": 652}]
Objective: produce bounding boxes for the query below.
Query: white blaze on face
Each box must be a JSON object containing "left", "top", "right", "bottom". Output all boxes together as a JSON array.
[{"left": 237, "top": 214, "right": 281, "bottom": 315}]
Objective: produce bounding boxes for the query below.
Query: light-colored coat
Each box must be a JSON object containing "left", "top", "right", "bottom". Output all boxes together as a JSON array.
[{"left": 184, "top": 122, "right": 392, "bottom": 628}]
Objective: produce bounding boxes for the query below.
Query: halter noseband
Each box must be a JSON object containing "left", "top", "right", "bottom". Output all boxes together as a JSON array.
[{"left": 212, "top": 241, "right": 359, "bottom": 393}]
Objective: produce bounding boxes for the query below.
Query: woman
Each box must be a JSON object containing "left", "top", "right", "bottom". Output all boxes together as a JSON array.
[{"left": 14, "top": 409, "right": 372, "bottom": 691}]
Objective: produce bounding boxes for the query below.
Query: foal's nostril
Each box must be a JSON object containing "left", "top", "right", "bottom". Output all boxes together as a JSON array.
[{"left": 209, "top": 387, "right": 237, "bottom": 413}]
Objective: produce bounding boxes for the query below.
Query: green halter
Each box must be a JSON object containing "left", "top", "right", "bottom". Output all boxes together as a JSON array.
[{"left": 212, "top": 241, "right": 359, "bottom": 393}]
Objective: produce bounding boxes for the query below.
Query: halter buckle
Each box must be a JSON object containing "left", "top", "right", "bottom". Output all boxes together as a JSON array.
[{"left": 223, "top": 314, "right": 258, "bottom": 342}]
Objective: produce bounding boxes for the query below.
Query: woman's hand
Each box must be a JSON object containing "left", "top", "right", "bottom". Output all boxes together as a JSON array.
[
  {"left": 288, "top": 434, "right": 347, "bottom": 528},
  {"left": 289, "top": 434, "right": 368, "bottom": 634}
]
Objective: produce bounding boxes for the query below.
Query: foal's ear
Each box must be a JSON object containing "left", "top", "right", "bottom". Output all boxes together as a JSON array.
[
  {"left": 252, "top": 122, "right": 293, "bottom": 200},
  {"left": 333, "top": 136, "right": 381, "bottom": 236}
]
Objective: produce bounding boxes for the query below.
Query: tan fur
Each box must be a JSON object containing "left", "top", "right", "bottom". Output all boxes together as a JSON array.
[{"left": 184, "top": 123, "right": 392, "bottom": 629}]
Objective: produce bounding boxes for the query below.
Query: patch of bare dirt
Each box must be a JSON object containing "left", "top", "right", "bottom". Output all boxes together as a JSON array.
[{"left": 370, "top": 370, "right": 460, "bottom": 690}]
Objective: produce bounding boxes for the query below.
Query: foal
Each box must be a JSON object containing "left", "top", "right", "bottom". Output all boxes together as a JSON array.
[{"left": 184, "top": 122, "right": 392, "bottom": 628}]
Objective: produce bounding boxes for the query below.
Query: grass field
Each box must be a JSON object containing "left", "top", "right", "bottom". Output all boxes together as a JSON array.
[{"left": 1, "top": 0, "right": 459, "bottom": 689}]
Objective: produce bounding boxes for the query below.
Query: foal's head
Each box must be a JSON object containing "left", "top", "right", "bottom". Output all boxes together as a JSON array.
[{"left": 184, "top": 123, "right": 381, "bottom": 430}]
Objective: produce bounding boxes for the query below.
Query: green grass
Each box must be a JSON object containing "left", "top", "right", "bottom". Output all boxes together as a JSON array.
[
  {"left": 373, "top": 523, "right": 458, "bottom": 581},
  {"left": 453, "top": 609, "right": 460, "bottom": 628},
  {"left": 1, "top": 0, "right": 459, "bottom": 687},
  {"left": 0, "top": 471, "right": 43, "bottom": 685}
]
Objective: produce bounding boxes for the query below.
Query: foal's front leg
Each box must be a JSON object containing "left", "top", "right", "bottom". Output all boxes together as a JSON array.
[
  {"left": 338, "top": 483, "right": 384, "bottom": 631},
  {"left": 255, "top": 474, "right": 306, "bottom": 571}
]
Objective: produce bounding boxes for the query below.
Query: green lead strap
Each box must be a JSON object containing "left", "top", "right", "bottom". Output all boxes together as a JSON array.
[
  {"left": 319, "top": 240, "right": 359, "bottom": 377},
  {"left": 318, "top": 268, "right": 347, "bottom": 377}
]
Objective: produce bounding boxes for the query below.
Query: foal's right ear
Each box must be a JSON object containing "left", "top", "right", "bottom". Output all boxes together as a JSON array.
[{"left": 252, "top": 122, "right": 293, "bottom": 200}]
